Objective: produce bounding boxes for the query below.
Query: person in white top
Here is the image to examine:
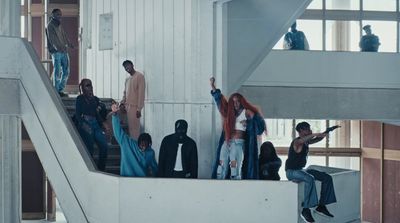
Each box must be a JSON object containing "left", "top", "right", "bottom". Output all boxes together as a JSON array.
[{"left": 210, "top": 77, "right": 267, "bottom": 180}]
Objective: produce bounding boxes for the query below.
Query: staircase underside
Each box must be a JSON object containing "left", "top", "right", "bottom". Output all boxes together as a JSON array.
[{"left": 241, "top": 50, "right": 400, "bottom": 121}]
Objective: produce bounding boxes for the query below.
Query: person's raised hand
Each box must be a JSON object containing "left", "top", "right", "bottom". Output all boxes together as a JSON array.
[{"left": 210, "top": 76, "right": 216, "bottom": 90}]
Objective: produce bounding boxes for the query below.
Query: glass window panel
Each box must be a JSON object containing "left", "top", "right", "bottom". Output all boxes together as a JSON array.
[
  {"left": 20, "top": 16, "right": 25, "bottom": 38},
  {"left": 363, "top": 0, "right": 396, "bottom": 11},
  {"left": 263, "top": 119, "right": 293, "bottom": 147},
  {"left": 329, "top": 120, "right": 361, "bottom": 148},
  {"left": 307, "top": 0, "right": 322, "bottom": 9},
  {"left": 326, "top": 0, "right": 360, "bottom": 10},
  {"left": 305, "top": 156, "right": 327, "bottom": 168},
  {"left": 297, "top": 20, "right": 323, "bottom": 50},
  {"left": 295, "top": 119, "right": 326, "bottom": 147},
  {"left": 329, "top": 157, "right": 360, "bottom": 170},
  {"left": 21, "top": 0, "right": 24, "bottom": 5},
  {"left": 326, "top": 20, "right": 360, "bottom": 52},
  {"left": 362, "top": 21, "right": 397, "bottom": 52}
]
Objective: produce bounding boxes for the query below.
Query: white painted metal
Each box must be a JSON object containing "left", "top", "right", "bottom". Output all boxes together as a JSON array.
[{"left": 0, "top": 115, "right": 21, "bottom": 223}]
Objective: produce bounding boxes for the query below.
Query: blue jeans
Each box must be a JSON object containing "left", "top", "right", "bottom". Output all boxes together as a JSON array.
[
  {"left": 217, "top": 139, "right": 244, "bottom": 180},
  {"left": 51, "top": 52, "right": 70, "bottom": 93},
  {"left": 286, "top": 169, "right": 337, "bottom": 208},
  {"left": 78, "top": 118, "right": 109, "bottom": 171}
]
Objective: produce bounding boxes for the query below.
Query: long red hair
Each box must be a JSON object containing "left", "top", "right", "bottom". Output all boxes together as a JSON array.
[{"left": 219, "top": 93, "right": 260, "bottom": 141}]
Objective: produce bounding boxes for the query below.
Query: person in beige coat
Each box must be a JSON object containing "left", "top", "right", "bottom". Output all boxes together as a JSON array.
[{"left": 121, "top": 60, "right": 145, "bottom": 139}]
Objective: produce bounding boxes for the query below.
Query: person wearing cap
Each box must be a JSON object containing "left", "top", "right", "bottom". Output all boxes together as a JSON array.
[
  {"left": 158, "top": 120, "right": 198, "bottom": 178},
  {"left": 285, "top": 122, "right": 337, "bottom": 223},
  {"left": 359, "top": 25, "right": 380, "bottom": 52}
]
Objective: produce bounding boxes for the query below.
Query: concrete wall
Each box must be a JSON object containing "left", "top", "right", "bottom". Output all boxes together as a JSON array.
[
  {"left": 81, "top": 0, "right": 216, "bottom": 178},
  {"left": 222, "top": 0, "right": 310, "bottom": 93},
  {"left": 0, "top": 115, "right": 21, "bottom": 223},
  {"left": 240, "top": 50, "right": 400, "bottom": 120},
  {"left": 245, "top": 50, "right": 400, "bottom": 89}
]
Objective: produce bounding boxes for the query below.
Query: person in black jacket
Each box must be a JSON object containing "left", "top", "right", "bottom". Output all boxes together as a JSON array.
[
  {"left": 75, "top": 79, "right": 109, "bottom": 171},
  {"left": 158, "top": 120, "right": 198, "bottom": 178},
  {"left": 259, "top": 141, "right": 281, "bottom": 181}
]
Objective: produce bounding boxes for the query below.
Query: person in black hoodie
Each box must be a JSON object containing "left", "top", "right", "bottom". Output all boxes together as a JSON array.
[
  {"left": 259, "top": 141, "right": 281, "bottom": 181},
  {"left": 158, "top": 120, "right": 198, "bottom": 178}
]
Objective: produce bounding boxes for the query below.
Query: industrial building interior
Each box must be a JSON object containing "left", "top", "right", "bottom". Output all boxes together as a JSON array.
[{"left": 0, "top": 0, "right": 399, "bottom": 222}]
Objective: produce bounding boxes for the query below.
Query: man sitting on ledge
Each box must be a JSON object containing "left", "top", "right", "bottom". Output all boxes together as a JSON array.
[{"left": 285, "top": 122, "right": 337, "bottom": 223}]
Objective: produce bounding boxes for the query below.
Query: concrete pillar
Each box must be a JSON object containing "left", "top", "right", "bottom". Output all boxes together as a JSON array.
[
  {"left": 0, "top": 116, "right": 21, "bottom": 223},
  {"left": 0, "top": 0, "right": 20, "bottom": 36}
]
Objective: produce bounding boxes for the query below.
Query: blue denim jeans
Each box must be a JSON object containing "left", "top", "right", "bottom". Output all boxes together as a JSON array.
[
  {"left": 78, "top": 118, "right": 109, "bottom": 171},
  {"left": 51, "top": 52, "right": 70, "bottom": 93},
  {"left": 286, "top": 168, "right": 337, "bottom": 208},
  {"left": 217, "top": 139, "right": 244, "bottom": 180}
]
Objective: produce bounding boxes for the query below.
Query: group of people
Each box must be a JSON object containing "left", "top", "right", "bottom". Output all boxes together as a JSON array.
[
  {"left": 210, "top": 77, "right": 338, "bottom": 222},
  {"left": 47, "top": 9, "right": 339, "bottom": 222},
  {"left": 74, "top": 61, "right": 198, "bottom": 179},
  {"left": 284, "top": 21, "right": 381, "bottom": 52},
  {"left": 72, "top": 70, "right": 338, "bottom": 223}
]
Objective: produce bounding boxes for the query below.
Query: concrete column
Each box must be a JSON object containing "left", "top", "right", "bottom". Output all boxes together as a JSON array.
[
  {"left": 0, "top": 116, "right": 21, "bottom": 223},
  {"left": 0, "top": 0, "right": 20, "bottom": 36}
]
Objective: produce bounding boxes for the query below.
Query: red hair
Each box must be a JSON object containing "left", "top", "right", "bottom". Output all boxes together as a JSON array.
[{"left": 219, "top": 93, "right": 260, "bottom": 141}]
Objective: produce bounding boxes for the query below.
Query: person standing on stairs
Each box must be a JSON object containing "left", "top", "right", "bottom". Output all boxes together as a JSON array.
[
  {"left": 75, "top": 79, "right": 109, "bottom": 171},
  {"left": 111, "top": 102, "right": 158, "bottom": 177},
  {"left": 46, "top": 8, "right": 73, "bottom": 97},
  {"left": 120, "top": 60, "right": 145, "bottom": 140}
]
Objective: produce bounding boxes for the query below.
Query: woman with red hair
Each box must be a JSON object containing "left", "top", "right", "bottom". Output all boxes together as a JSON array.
[{"left": 210, "top": 77, "right": 266, "bottom": 179}]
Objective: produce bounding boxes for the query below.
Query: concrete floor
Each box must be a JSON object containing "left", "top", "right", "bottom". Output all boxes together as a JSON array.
[{"left": 22, "top": 200, "right": 67, "bottom": 223}]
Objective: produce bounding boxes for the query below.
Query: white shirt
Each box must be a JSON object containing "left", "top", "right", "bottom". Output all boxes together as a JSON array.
[
  {"left": 174, "top": 143, "right": 183, "bottom": 171},
  {"left": 235, "top": 109, "right": 247, "bottom": 131}
]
